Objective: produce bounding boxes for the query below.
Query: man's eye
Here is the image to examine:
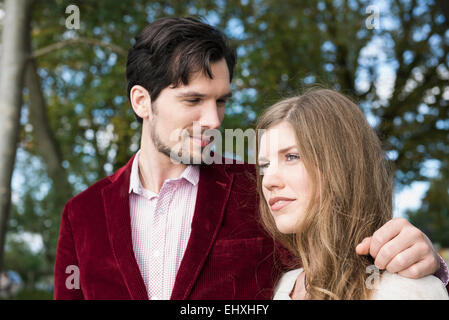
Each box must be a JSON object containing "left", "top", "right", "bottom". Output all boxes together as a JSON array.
[
  {"left": 186, "top": 99, "right": 201, "bottom": 104},
  {"left": 286, "top": 153, "right": 300, "bottom": 161},
  {"left": 217, "top": 100, "right": 227, "bottom": 106}
]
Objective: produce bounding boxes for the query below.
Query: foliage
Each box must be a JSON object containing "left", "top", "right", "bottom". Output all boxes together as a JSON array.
[{"left": 408, "top": 164, "right": 449, "bottom": 247}]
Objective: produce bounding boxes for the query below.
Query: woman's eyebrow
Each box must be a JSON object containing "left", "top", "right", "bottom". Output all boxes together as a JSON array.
[{"left": 278, "top": 145, "right": 297, "bottom": 154}]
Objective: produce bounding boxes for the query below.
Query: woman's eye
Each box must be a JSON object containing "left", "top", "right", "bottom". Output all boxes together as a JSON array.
[
  {"left": 285, "top": 153, "right": 300, "bottom": 161},
  {"left": 257, "top": 162, "right": 269, "bottom": 174}
]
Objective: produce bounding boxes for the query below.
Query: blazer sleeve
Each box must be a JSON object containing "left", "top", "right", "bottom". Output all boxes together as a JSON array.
[
  {"left": 54, "top": 201, "right": 84, "bottom": 300},
  {"left": 434, "top": 254, "right": 449, "bottom": 288}
]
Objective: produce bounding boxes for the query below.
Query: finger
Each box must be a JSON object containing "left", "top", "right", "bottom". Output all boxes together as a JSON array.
[
  {"left": 373, "top": 228, "right": 417, "bottom": 270},
  {"left": 397, "top": 257, "right": 435, "bottom": 279},
  {"left": 419, "top": 233, "right": 440, "bottom": 274},
  {"left": 356, "top": 237, "right": 371, "bottom": 255},
  {"left": 369, "top": 218, "right": 409, "bottom": 259},
  {"left": 384, "top": 242, "right": 428, "bottom": 274}
]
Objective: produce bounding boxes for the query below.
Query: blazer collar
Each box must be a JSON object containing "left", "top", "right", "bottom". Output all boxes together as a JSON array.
[
  {"left": 101, "top": 154, "right": 148, "bottom": 299},
  {"left": 170, "top": 162, "right": 234, "bottom": 299}
]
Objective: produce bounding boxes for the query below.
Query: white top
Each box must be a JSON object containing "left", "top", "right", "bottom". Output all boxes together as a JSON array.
[{"left": 273, "top": 268, "right": 449, "bottom": 300}]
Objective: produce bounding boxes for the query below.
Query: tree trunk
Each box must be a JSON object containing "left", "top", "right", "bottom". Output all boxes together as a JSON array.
[
  {"left": 25, "top": 52, "right": 74, "bottom": 210},
  {"left": 0, "top": 0, "right": 33, "bottom": 272}
]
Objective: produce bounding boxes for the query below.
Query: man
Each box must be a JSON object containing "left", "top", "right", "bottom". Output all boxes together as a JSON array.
[{"left": 54, "top": 17, "right": 448, "bottom": 300}]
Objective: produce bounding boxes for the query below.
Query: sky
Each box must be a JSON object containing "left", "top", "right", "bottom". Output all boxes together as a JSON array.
[{"left": 393, "top": 182, "right": 430, "bottom": 218}]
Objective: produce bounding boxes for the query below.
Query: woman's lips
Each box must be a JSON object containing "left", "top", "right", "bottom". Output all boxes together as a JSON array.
[{"left": 270, "top": 199, "right": 295, "bottom": 212}]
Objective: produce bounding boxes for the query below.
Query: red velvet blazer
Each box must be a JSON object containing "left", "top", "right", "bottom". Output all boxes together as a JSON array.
[{"left": 54, "top": 155, "right": 282, "bottom": 299}]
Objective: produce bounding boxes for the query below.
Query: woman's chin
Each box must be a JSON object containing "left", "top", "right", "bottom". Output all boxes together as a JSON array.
[{"left": 275, "top": 219, "right": 297, "bottom": 234}]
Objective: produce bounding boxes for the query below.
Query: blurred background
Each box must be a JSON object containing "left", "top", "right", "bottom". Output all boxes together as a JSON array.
[{"left": 0, "top": 0, "right": 448, "bottom": 299}]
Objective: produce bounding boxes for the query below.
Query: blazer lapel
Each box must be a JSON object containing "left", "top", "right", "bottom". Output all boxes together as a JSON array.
[
  {"left": 170, "top": 163, "right": 234, "bottom": 300},
  {"left": 101, "top": 155, "right": 148, "bottom": 300}
]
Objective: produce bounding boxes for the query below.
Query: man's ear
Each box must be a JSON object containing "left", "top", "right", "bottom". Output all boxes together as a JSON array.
[{"left": 130, "top": 85, "right": 152, "bottom": 120}]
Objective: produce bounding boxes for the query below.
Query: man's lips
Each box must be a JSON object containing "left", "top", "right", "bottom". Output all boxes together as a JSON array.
[
  {"left": 268, "top": 197, "right": 296, "bottom": 211},
  {"left": 190, "top": 136, "right": 212, "bottom": 147}
]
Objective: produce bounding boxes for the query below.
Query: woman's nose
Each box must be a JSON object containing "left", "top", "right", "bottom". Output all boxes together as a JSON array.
[{"left": 262, "top": 166, "right": 284, "bottom": 191}]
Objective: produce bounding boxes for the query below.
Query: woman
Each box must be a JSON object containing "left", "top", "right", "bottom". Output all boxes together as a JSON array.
[{"left": 255, "top": 88, "right": 448, "bottom": 299}]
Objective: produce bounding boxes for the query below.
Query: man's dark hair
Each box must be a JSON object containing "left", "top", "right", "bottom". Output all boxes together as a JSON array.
[{"left": 126, "top": 16, "right": 237, "bottom": 123}]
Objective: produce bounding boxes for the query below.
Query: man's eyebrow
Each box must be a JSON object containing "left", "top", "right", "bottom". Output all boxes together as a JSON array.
[
  {"left": 219, "top": 92, "right": 233, "bottom": 99},
  {"left": 176, "top": 91, "right": 206, "bottom": 98},
  {"left": 176, "top": 91, "right": 232, "bottom": 99}
]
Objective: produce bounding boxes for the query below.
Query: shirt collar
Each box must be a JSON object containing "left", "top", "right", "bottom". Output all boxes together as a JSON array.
[
  {"left": 129, "top": 149, "right": 200, "bottom": 194},
  {"left": 179, "top": 164, "right": 200, "bottom": 186},
  {"left": 129, "top": 149, "right": 142, "bottom": 194}
]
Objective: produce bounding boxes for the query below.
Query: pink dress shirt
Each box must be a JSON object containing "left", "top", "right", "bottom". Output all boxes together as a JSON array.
[{"left": 129, "top": 150, "right": 200, "bottom": 300}]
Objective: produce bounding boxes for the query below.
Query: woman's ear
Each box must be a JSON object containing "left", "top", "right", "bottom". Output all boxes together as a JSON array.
[{"left": 130, "top": 85, "right": 152, "bottom": 121}]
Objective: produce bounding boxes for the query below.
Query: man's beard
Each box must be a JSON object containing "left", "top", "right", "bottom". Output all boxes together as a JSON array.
[{"left": 150, "top": 117, "right": 203, "bottom": 166}]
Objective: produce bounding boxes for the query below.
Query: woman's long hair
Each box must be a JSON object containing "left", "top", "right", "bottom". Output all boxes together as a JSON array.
[{"left": 256, "top": 88, "right": 393, "bottom": 300}]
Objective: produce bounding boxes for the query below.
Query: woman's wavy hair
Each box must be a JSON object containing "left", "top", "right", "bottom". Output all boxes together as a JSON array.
[{"left": 256, "top": 88, "right": 393, "bottom": 299}]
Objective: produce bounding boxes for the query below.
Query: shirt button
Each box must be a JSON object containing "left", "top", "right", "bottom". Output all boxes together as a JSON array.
[{"left": 153, "top": 250, "right": 160, "bottom": 258}]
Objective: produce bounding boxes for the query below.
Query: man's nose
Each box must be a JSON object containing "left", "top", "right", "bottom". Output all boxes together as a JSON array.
[{"left": 199, "top": 102, "right": 222, "bottom": 129}]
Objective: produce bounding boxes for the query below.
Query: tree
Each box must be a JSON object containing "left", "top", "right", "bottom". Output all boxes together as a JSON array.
[
  {"left": 408, "top": 163, "right": 449, "bottom": 247},
  {"left": 0, "top": 0, "right": 33, "bottom": 272}
]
